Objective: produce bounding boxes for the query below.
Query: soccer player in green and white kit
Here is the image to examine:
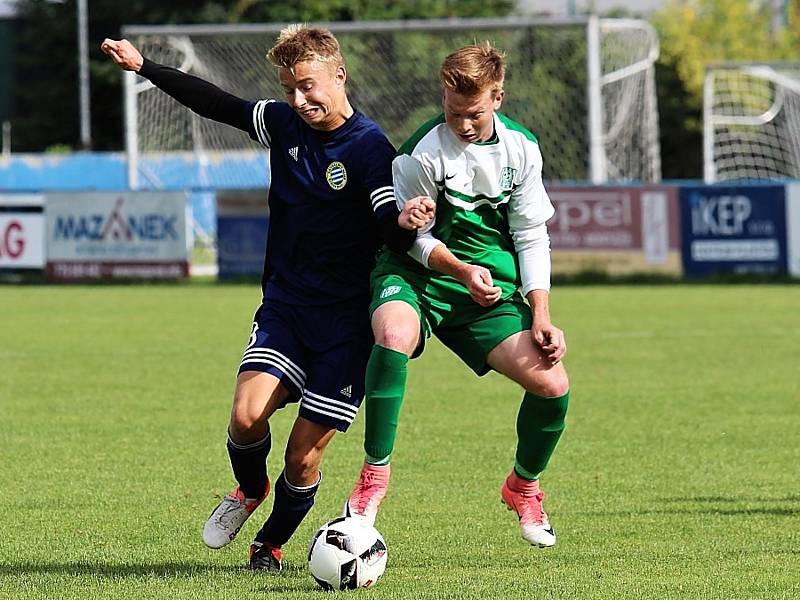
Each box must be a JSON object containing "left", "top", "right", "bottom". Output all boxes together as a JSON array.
[{"left": 344, "top": 42, "right": 570, "bottom": 547}]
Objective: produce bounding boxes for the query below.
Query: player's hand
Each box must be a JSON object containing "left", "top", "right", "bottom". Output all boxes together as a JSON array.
[
  {"left": 398, "top": 196, "right": 435, "bottom": 230},
  {"left": 532, "top": 320, "right": 567, "bottom": 364},
  {"left": 101, "top": 38, "right": 144, "bottom": 72},
  {"left": 462, "top": 265, "right": 502, "bottom": 307}
]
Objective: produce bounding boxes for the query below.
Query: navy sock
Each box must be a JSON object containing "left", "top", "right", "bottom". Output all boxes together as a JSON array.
[
  {"left": 226, "top": 430, "right": 271, "bottom": 499},
  {"left": 255, "top": 470, "right": 321, "bottom": 547}
]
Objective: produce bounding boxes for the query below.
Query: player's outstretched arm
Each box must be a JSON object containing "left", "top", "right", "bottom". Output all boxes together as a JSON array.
[
  {"left": 101, "top": 38, "right": 143, "bottom": 71},
  {"left": 100, "top": 38, "right": 252, "bottom": 132}
]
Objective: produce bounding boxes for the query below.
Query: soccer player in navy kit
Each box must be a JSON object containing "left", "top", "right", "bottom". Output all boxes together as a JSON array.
[{"left": 102, "top": 26, "right": 433, "bottom": 571}]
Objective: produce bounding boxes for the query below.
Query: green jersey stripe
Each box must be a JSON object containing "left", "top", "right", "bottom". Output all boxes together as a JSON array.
[
  {"left": 444, "top": 186, "right": 514, "bottom": 205},
  {"left": 398, "top": 113, "right": 446, "bottom": 156},
  {"left": 497, "top": 112, "right": 538, "bottom": 144}
]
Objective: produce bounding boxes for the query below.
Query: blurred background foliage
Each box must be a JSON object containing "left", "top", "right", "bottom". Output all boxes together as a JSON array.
[{"left": 4, "top": 0, "right": 800, "bottom": 179}]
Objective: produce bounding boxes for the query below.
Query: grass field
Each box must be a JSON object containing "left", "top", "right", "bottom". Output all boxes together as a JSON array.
[{"left": 1, "top": 283, "right": 799, "bottom": 599}]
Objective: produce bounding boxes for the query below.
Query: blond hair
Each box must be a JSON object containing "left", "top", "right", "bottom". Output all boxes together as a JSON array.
[
  {"left": 266, "top": 24, "right": 344, "bottom": 69},
  {"left": 440, "top": 42, "right": 505, "bottom": 96}
]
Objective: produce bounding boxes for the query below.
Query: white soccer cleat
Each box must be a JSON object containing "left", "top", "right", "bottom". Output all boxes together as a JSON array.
[
  {"left": 500, "top": 472, "right": 556, "bottom": 548},
  {"left": 343, "top": 462, "right": 390, "bottom": 527},
  {"left": 202, "top": 483, "right": 269, "bottom": 549}
]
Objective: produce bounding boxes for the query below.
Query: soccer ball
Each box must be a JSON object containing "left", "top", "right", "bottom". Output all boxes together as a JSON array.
[{"left": 307, "top": 516, "right": 388, "bottom": 591}]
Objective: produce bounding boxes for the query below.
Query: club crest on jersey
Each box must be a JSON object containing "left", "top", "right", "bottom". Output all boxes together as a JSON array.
[
  {"left": 499, "top": 166, "right": 517, "bottom": 190},
  {"left": 326, "top": 161, "right": 348, "bottom": 190}
]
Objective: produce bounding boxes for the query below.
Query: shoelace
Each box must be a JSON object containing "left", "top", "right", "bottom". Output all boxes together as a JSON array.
[
  {"left": 216, "top": 494, "right": 247, "bottom": 528},
  {"left": 354, "top": 471, "right": 381, "bottom": 513}
]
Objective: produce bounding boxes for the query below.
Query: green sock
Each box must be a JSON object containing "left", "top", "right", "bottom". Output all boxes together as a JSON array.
[
  {"left": 363, "top": 345, "right": 408, "bottom": 464},
  {"left": 514, "top": 390, "right": 570, "bottom": 480}
]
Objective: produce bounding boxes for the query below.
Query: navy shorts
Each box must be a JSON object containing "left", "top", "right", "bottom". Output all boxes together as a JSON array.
[{"left": 238, "top": 299, "right": 372, "bottom": 432}]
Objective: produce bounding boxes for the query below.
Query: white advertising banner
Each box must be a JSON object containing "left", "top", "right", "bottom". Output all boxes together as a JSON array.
[
  {"left": 45, "top": 192, "right": 188, "bottom": 280},
  {"left": 0, "top": 214, "right": 45, "bottom": 268},
  {"left": 0, "top": 194, "right": 45, "bottom": 270},
  {"left": 787, "top": 183, "right": 800, "bottom": 277}
]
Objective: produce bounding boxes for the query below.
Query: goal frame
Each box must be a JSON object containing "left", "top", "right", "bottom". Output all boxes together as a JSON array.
[
  {"left": 122, "top": 15, "right": 660, "bottom": 188},
  {"left": 704, "top": 61, "right": 800, "bottom": 183}
]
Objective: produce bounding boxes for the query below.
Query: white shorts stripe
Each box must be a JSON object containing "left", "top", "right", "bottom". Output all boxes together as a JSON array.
[
  {"left": 302, "top": 395, "right": 356, "bottom": 418},
  {"left": 304, "top": 390, "right": 360, "bottom": 412},
  {"left": 241, "top": 355, "right": 305, "bottom": 390},
  {"left": 301, "top": 397, "right": 357, "bottom": 423},
  {"left": 242, "top": 348, "right": 306, "bottom": 382},
  {"left": 239, "top": 357, "right": 304, "bottom": 391}
]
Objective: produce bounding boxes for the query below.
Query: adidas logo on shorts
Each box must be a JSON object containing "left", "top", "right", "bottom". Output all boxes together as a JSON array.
[{"left": 340, "top": 385, "right": 352, "bottom": 398}]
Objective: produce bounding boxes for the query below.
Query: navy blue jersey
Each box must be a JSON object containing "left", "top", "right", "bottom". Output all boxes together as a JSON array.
[
  {"left": 135, "top": 59, "right": 412, "bottom": 306},
  {"left": 246, "top": 100, "right": 399, "bottom": 307}
]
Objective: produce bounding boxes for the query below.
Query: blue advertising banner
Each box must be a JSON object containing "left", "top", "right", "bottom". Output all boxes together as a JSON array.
[
  {"left": 680, "top": 185, "right": 787, "bottom": 277},
  {"left": 216, "top": 190, "right": 269, "bottom": 280}
]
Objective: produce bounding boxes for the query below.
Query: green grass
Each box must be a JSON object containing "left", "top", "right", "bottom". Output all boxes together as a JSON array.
[{"left": 1, "top": 283, "right": 799, "bottom": 599}]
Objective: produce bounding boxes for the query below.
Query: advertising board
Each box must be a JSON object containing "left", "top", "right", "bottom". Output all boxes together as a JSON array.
[
  {"left": 45, "top": 192, "right": 188, "bottom": 281},
  {"left": 0, "top": 195, "right": 45, "bottom": 270},
  {"left": 680, "top": 185, "right": 787, "bottom": 277},
  {"left": 216, "top": 189, "right": 269, "bottom": 280},
  {"left": 547, "top": 186, "right": 681, "bottom": 275}
]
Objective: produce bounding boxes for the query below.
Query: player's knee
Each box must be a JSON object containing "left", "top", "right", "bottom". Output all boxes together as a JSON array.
[
  {"left": 525, "top": 369, "right": 569, "bottom": 399},
  {"left": 373, "top": 322, "right": 417, "bottom": 355},
  {"left": 284, "top": 444, "right": 320, "bottom": 482},
  {"left": 229, "top": 400, "right": 267, "bottom": 440}
]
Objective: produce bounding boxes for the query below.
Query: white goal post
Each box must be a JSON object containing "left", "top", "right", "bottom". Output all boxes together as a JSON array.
[
  {"left": 704, "top": 62, "right": 800, "bottom": 183},
  {"left": 122, "top": 16, "right": 660, "bottom": 188}
]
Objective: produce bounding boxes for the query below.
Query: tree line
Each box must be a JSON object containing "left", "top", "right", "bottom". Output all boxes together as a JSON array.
[{"left": 4, "top": 0, "right": 800, "bottom": 179}]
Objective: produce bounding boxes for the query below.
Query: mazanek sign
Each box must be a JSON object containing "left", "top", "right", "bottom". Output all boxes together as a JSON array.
[
  {"left": 0, "top": 195, "right": 45, "bottom": 269},
  {"left": 547, "top": 186, "right": 682, "bottom": 275},
  {"left": 45, "top": 192, "right": 189, "bottom": 281}
]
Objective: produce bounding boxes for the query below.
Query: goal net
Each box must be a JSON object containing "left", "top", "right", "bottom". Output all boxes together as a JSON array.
[
  {"left": 704, "top": 63, "right": 800, "bottom": 182},
  {"left": 122, "top": 16, "right": 660, "bottom": 188}
]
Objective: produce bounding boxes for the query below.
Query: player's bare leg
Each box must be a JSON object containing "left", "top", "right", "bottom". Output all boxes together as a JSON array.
[
  {"left": 345, "top": 300, "right": 420, "bottom": 525},
  {"left": 203, "top": 372, "right": 287, "bottom": 549},
  {"left": 488, "top": 331, "right": 570, "bottom": 547},
  {"left": 249, "top": 417, "right": 337, "bottom": 571}
]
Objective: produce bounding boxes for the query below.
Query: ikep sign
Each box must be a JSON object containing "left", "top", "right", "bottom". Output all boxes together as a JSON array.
[
  {"left": 680, "top": 185, "right": 787, "bottom": 276},
  {"left": 45, "top": 192, "right": 189, "bottom": 281}
]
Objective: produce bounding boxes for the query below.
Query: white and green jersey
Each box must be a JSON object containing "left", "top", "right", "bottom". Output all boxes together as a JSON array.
[{"left": 378, "top": 111, "right": 554, "bottom": 303}]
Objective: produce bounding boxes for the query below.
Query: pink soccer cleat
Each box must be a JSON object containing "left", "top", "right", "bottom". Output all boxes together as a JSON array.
[
  {"left": 500, "top": 471, "right": 556, "bottom": 547},
  {"left": 343, "top": 462, "right": 390, "bottom": 526}
]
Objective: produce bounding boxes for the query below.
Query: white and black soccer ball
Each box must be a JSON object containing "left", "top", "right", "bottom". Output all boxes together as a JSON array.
[{"left": 307, "top": 516, "right": 388, "bottom": 591}]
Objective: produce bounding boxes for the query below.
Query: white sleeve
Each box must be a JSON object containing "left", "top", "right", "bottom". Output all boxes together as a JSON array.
[
  {"left": 392, "top": 153, "right": 444, "bottom": 267},
  {"left": 508, "top": 142, "right": 555, "bottom": 293}
]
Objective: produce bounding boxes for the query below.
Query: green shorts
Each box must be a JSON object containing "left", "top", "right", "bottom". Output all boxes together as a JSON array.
[{"left": 369, "top": 272, "right": 532, "bottom": 376}]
